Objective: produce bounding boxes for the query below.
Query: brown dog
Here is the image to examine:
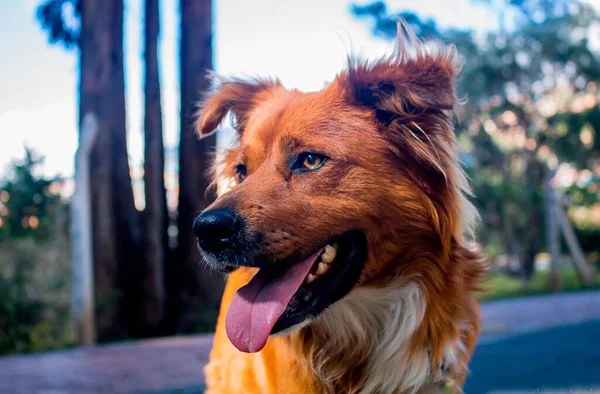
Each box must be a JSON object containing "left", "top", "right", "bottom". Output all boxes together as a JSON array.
[{"left": 193, "top": 24, "right": 486, "bottom": 394}]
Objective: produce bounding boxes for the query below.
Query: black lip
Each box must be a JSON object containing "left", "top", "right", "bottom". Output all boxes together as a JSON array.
[{"left": 270, "top": 230, "right": 368, "bottom": 334}]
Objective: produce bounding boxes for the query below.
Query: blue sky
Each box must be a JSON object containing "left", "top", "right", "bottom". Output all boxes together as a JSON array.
[{"left": 0, "top": 0, "right": 505, "bottom": 179}]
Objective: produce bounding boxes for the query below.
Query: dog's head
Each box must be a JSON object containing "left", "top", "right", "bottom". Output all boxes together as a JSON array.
[{"left": 193, "top": 28, "right": 475, "bottom": 353}]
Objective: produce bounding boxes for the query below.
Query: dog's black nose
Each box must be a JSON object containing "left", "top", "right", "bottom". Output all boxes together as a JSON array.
[{"left": 193, "top": 208, "right": 241, "bottom": 253}]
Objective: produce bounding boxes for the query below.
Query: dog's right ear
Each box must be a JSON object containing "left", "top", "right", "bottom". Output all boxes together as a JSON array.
[{"left": 196, "top": 76, "right": 280, "bottom": 138}]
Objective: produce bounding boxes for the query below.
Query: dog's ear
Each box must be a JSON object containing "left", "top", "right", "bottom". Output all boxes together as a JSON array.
[
  {"left": 334, "top": 23, "right": 461, "bottom": 190},
  {"left": 196, "top": 76, "right": 280, "bottom": 137},
  {"left": 336, "top": 24, "right": 459, "bottom": 126}
]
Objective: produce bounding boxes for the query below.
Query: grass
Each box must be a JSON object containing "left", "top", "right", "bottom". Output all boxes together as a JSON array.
[{"left": 478, "top": 266, "right": 600, "bottom": 301}]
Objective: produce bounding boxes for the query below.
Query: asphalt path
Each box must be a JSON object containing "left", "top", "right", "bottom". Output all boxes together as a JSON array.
[{"left": 1, "top": 291, "right": 599, "bottom": 394}]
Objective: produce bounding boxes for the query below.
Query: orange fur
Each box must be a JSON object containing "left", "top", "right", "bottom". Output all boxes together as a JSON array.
[{"left": 198, "top": 24, "right": 486, "bottom": 394}]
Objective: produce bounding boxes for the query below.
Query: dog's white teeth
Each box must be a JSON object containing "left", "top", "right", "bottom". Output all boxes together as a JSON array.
[
  {"left": 321, "top": 244, "right": 337, "bottom": 264},
  {"left": 321, "top": 253, "right": 334, "bottom": 264},
  {"left": 304, "top": 244, "right": 337, "bottom": 285},
  {"left": 316, "top": 262, "right": 329, "bottom": 276}
]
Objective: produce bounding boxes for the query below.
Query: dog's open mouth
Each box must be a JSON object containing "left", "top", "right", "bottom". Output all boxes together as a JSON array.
[{"left": 225, "top": 230, "right": 367, "bottom": 353}]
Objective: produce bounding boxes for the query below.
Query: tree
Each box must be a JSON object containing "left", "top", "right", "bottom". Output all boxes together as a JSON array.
[
  {"left": 38, "top": 0, "right": 143, "bottom": 340},
  {"left": 142, "top": 0, "right": 167, "bottom": 334},
  {"left": 353, "top": 0, "right": 600, "bottom": 282},
  {"left": 174, "top": 0, "right": 224, "bottom": 333},
  {"left": 0, "top": 148, "right": 67, "bottom": 242},
  {"left": 37, "top": 0, "right": 225, "bottom": 338}
]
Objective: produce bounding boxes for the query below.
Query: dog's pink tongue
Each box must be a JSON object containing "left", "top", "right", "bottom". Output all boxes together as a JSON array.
[{"left": 225, "top": 250, "right": 322, "bottom": 353}]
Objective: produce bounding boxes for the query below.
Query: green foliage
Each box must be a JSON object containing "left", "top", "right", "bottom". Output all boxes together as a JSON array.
[
  {"left": 0, "top": 147, "right": 69, "bottom": 242},
  {"left": 352, "top": 0, "right": 600, "bottom": 273},
  {"left": 0, "top": 238, "right": 74, "bottom": 355},
  {"left": 0, "top": 149, "right": 73, "bottom": 354},
  {"left": 479, "top": 266, "right": 600, "bottom": 301}
]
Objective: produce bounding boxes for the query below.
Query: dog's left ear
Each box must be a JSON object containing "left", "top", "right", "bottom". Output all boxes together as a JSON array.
[
  {"left": 336, "top": 27, "right": 459, "bottom": 126},
  {"left": 334, "top": 25, "right": 462, "bottom": 189},
  {"left": 196, "top": 76, "right": 280, "bottom": 138}
]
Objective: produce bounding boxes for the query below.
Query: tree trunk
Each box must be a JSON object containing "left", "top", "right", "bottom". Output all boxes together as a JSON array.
[
  {"left": 545, "top": 172, "right": 563, "bottom": 291},
  {"left": 142, "top": 0, "right": 167, "bottom": 334},
  {"left": 174, "top": 0, "right": 224, "bottom": 333},
  {"left": 79, "top": 0, "right": 142, "bottom": 341}
]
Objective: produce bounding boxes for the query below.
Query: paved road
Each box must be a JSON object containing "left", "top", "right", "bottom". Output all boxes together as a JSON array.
[
  {"left": 0, "top": 336, "right": 212, "bottom": 394},
  {"left": 466, "top": 319, "right": 600, "bottom": 393},
  {"left": 479, "top": 290, "right": 600, "bottom": 343},
  {"left": 1, "top": 291, "right": 599, "bottom": 394}
]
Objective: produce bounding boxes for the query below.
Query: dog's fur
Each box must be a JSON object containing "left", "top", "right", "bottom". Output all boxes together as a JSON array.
[{"left": 197, "top": 25, "right": 486, "bottom": 394}]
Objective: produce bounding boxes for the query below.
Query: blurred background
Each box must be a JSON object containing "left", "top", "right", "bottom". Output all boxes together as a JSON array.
[{"left": 0, "top": 0, "right": 599, "bottom": 393}]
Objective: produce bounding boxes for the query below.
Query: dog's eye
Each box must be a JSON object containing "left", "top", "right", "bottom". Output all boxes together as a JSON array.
[
  {"left": 293, "top": 152, "right": 327, "bottom": 172},
  {"left": 303, "top": 154, "right": 323, "bottom": 169},
  {"left": 234, "top": 164, "right": 247, "bottom": 184}
]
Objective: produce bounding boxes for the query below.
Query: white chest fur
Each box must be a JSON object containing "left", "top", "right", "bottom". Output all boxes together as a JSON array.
[{"left": 311, "top": 283, "right": 460, "bottom": 394}]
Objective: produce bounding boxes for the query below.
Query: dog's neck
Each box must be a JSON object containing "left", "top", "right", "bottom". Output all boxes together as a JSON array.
[
  {"left": 289, "top": 244, "right": 484, "bottom": 394},
  {"left": 288, "top": 283, "right": 445, "bottom": 394}
]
